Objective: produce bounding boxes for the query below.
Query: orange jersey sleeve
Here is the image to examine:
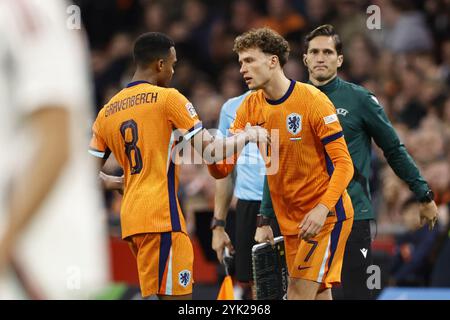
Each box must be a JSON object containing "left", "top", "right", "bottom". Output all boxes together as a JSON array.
[
  {"left": 207, "top": 159, "right": 235, "bottom": 179},
  {"left": 310, "top": 92, "right": 354, "bottom": 211},
  {"left": 165, "top": 88, "right": 202, "bottom": 138},
  {"left": 310, "top": 91, "right": 342, "bottom": 140},
  {"left": 321, "top": 139, "right": 354, "bottom": 211},
  {"left": 229, "top": 93, "right": 262, "bottom": 133},
  {"left": 229, "top": 98, "right": 248, "bottom": 133},
  {"left": 89, "top": 110, "right": 109, "bottom": 159}
]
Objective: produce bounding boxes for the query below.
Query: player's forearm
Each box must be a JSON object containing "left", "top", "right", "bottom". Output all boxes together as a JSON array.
[
  {"left": 210, "top": 132, "right": 249, "bottom": 162},
  {"left": 204, "top": 131, "right": 246, "bottom": 178},
  {"left": 213, "top": 175, "right": 235, "bottom": 220},
  {"left": 320, "top": 137, "right": 354, "bottom": 210},
  {"left": 3, "top": 108, "right": 69, "bottom": 245},
  {"left": 99, "top": 172, "right": 124, "bottom": 191},
  {"left": 194, "top": 129, "right": 247, "bottom": 165}
]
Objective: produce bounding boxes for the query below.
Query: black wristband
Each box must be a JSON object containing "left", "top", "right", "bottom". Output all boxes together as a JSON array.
[
  {"left": 256, "top": 214, "right": 272, "bottom": 227},
  {"left": 210, "top": 217, "right": 226, "bottom": 230},
  {"left": 419, "top": 190, "right": 434, "bottom": 203}
]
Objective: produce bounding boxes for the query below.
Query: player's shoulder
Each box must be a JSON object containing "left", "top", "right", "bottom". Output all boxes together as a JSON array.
[
  {"left": 294, "top": 81, "right": 324, "bottom": 100},
  {"left": 97, "top": 85, "right": 132, "bottom": 114},
  {"left": 92, "top": 105, "right": 107, "bottom": 129},
  {"left": 247, "top": 89, "right": 262, "bottom": 101},
  {"left": 339, "top": 78, "right": 378, "bottom": 102},
  {"left": 239, "top": 90, "right": 263, "bottom": 109},
  {"left": 295, "top": 82, "right": 334, "bottom": 111},
  {"left": 163, "top": 86, "right": 181, "bottom": 95},
  {"left": 98, "top": 88, "right": 125, "bottom": 114},
  {"left": 163, "top": 87, "right": 192, "bottom": 104}
]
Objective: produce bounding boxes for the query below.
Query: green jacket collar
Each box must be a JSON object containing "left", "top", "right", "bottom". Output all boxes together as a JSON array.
[{"left": 308, "top": 76, "right": 341, "bottom": 94}]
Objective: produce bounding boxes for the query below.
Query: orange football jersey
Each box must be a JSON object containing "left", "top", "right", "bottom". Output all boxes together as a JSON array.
[
  {"left": 90, "top": 81, "right": 202, "bottom": 238},
  {"left": 231, "top": 80, "right": 354, "bottom": 235}
]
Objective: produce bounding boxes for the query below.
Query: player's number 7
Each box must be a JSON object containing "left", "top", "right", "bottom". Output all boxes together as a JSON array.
[{"left": 304, "top": 240, "right": 318, "bottom": 262}]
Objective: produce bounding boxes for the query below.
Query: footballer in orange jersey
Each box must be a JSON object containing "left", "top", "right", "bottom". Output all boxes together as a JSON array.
[
  {"left": 90, "top": 32, "right": 268, "bottom": 300},
  {"left": 208, "top": 28, "right": 354, "bottom": 300}
]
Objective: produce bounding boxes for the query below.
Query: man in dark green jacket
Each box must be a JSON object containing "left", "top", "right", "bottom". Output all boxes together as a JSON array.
[{"left": 257, "top": 25, "right": 438, "bottom": 300}]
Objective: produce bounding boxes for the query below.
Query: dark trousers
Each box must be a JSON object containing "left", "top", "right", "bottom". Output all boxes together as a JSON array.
[
  {"left": 332, "top": 219, "right": 376, "bottom": 300},
  {"left": 235, "top": 199, "right": 281, "bottom": 283}
]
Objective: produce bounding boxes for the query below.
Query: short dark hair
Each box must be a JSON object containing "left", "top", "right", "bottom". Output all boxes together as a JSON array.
[
  {"left": 133, "top": 32, "right": 175, "bottom": 67},
  {"left": 233, "top": 27, "right": 290, "bottom": 67},
  {"left": 304, "top": 24, "right": 343, "bottom": 55}
]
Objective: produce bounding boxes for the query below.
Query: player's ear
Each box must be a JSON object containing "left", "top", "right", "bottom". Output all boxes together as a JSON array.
[
  {"left": 156, "top": 59, "right": 164, "bottom": 72},
  {"left": 302, "top": 54, "right": 308, "bottom": 67},
  {"left": 270, "top": 55, "right": 279, "bottom": 69},
  {"left": 337, "top": 55, "right": 343, "bottom": 68}
]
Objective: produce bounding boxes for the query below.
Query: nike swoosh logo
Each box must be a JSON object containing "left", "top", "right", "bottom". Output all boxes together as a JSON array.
[
  {"left": 256, "top": 122, "right": 266, "bottom": 126},
  {"left": 297, "top": 266, "right": 311, "bottom": 271}
]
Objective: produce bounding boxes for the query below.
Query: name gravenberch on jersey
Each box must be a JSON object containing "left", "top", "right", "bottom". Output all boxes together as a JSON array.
[{"left": 105, "top": 92, "right": 159, "bottom": 117}]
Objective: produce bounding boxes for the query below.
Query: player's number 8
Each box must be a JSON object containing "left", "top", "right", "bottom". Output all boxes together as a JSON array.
[{"left": 120, "top": 120, "right": 143, "bottom": 174}]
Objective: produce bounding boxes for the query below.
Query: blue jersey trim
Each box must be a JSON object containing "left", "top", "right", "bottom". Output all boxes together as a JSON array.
[
  {"left": 184, "top": 122, "right": 203, "bottom": 141},
  {"left": 158, "top": 233, "right": 172, "bottom": 292},
  {"left": 167, "top": 161, "right": 181, "bottom": 231},
  {"left": 326, "top": 220, "right": 343, "bottom": 273},
  {"left": 126, "top": 80, "right": 152, "bottom": 88},
  {"left": 321, "top": 131, "right": 343, "bottom": 145}
]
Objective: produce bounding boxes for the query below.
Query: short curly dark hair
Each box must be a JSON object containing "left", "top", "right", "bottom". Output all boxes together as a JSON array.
[{"left": 233, "top": 27, "right": 290, "bottom": 67}]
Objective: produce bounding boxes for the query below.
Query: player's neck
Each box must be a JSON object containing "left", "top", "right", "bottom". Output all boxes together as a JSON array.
[
  {"left": 131, "top": 69, "right": 158, "bottom": 86},
  {"left": 263, "top": 72, "right": 291, "bottom": 101}
]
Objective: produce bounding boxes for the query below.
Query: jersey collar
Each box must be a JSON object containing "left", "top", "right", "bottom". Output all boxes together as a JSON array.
[
  {"left": 126, "top": 80, "right": 152, "bottom": 88},
  {"left": 310, "top": 76, "right": 340, "bottom": 94},
  {"left": 265, "top": 79, "right": 296, "bottom": 105}
]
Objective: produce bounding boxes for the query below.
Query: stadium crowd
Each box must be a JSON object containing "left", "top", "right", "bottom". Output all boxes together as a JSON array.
[{"left": 75, "top": 0, "right": 450, "bottom": 294}]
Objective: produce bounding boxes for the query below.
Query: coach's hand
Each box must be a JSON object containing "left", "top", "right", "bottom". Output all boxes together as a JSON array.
[
  {"left": 254, "top": 225, "right": 275, "bottom": 246},
  {"left": 212, "top": 227, "right": 234, "bottom": 264},
  {"left": 419, "top": 200, "right": 438, "bottom": 230},
  {"left": 299, "top": 204, "right": 329, "bottom": 240}
]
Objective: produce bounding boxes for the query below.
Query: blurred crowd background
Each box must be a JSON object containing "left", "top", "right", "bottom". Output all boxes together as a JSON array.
[{"left": 74, "top": 0, "right": 450, "bottom": 298}]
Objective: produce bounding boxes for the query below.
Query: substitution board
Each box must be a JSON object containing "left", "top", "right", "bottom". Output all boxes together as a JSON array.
[{"left": 252, "top": 236, "right": 288, "bottom": 300}]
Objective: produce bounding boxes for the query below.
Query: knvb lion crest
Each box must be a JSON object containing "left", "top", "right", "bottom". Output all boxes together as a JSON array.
[
  {"left": 286, "top": 113, "right": 302, "bottom": 135},
  {"left": 178, "top": 270, "right": 191, "bottom": 288}
]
